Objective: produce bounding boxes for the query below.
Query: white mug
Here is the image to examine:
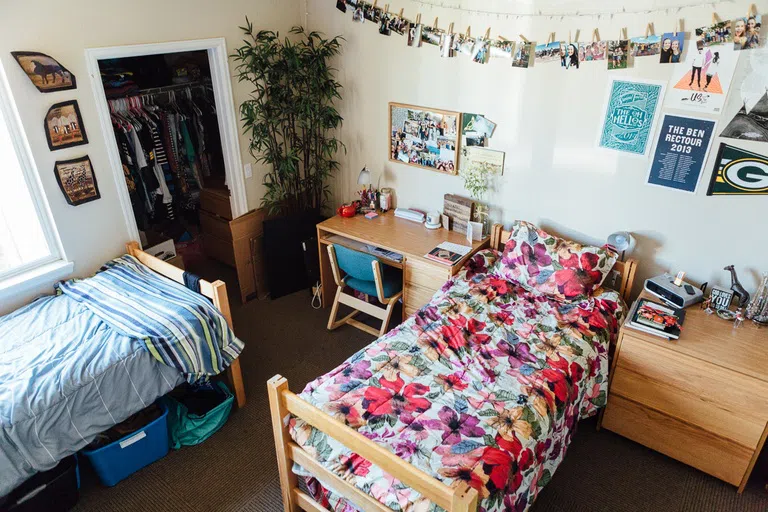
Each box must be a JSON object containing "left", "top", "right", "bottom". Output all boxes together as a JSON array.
[{"left": 426, "top": 211, "right": 441, "bottom": 226}]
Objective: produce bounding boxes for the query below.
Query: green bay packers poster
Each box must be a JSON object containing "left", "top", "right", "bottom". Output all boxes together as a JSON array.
[{"left": 707, "top": 143, "right": 768, "bottom": 195}]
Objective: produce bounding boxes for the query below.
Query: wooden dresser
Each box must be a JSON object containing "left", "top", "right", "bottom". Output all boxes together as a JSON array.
[
  {"left": 601, "top": 293, "right": 768, "bottom": 492},
  {"left": 200, "top": 187, "right": 265, "bottom": 303},
  {"left": 316, "top": 212, "right": 490, "bottom": 319}
]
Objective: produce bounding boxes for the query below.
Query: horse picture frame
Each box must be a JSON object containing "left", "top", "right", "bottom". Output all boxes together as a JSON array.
[{"left": 11, "top": 51, "right": 76, "bottom": 93}]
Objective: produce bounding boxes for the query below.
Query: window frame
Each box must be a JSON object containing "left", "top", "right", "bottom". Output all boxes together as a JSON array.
[{"left": 0, "top": 57, "right": 71, "bottom": 296}]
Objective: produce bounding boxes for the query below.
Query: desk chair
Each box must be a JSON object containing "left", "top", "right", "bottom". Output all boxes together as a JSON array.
[{"left": 326, "top": 244, "right": 403, "bottom": 337}]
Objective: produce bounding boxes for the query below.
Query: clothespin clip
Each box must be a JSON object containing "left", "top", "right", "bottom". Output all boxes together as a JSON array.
[
  {"left": 398, "top": 8, "right": 404, "bottom": 18},
  {"left": 372, "top": 0, "right": 377, "bottom": 9},
  {"left": 673, "top": 19, "right": 683, "bottom": 37},
  {"left": 592, "top": 28, "right": 600, "bottom": 42},
  {"left": 415, "top": 13, "right": 421, "bottom": 24},
  {"left": 519, "top": 34, "right": 530, "bottom": 43},
  {"left": 712, "top": 13, "right": 721, "bottom": 24},
  {"left": 645, "top": 23, "right": 655, "bottom": 37},
  {"left": 433, "top": 17, "right": 439, "bottom": 31},
  {"left": 384, "top": 4, "right": 389, "bottom": 15},
  {"left": 620, "top": 27, "right": 627, "bottom": 40},
  {"left": 465, "top": 26, "right": 472, "bottom": 38},
  {"left": 448, "top": 22, "right": 454, "bottom": 34},
  {"left": 571, "top": 29, "right": 580, "bottom": 43},
  {"left": 747, "top": 4, "right": 758, "bottom": 17},
  {"left": 546, "top": 32, "right": 555, "bottom": 44},
  {"left": 483, "top": 27, "right": 491, "bottom": 40}
]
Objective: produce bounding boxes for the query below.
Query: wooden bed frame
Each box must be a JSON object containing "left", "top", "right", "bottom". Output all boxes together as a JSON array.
[
  {"left": 267, "top": 224, "right": 638, "bottom": 512},
  {"left": 126, "top": 242, "right": 246, "bottom": 409}
]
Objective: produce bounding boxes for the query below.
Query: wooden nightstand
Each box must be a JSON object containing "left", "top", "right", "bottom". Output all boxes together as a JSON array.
[{"left": 600, "top": 293, "right": 768, "bottom": 493}]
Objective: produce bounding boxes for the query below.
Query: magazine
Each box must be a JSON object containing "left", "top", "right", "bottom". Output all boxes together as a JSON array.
[
  {"left": 424, "top": 242, "right": 471, "bottom": 266},
  {"left": 626, "top": 298, "right": 685, "bottom": 339}
]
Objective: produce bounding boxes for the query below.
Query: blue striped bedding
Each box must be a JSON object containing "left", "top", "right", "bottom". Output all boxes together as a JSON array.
[{"left": 0, "top": 256, "right": 244, "bottom": 497}]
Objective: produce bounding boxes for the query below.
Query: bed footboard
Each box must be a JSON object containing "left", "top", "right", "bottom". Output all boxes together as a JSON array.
[{"left": 267, "top": 375, "right": 479, "bottom": 512}]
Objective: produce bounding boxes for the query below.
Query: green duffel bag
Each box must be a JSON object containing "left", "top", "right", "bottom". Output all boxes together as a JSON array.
[{"left": 162, "top": 381, "right": 234, "bottom": 449}]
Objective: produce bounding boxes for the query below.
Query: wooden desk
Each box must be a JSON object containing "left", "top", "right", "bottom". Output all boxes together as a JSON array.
[
  {"left": 317, "top": 212, "right": 490, "bottom": 319},
  {"left": 601, "top": 292, "right": 768, "bottom": 492}
]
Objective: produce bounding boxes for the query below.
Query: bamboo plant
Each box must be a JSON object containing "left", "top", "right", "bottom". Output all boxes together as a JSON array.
[{"left": 232, "top": 21, "right": 345, "bottom": 215}]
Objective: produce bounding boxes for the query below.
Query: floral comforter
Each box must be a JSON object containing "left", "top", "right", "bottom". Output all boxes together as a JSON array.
[{"left": 289, "top": 250, "right": 625, "bottom": 511}]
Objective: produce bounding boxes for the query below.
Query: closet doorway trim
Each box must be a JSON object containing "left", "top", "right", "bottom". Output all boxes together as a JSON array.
[{"left": 84, "top": 38, "right": 247, "bottom": 243}]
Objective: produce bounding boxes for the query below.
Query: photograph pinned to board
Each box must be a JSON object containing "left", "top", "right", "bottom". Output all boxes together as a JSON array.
[
  {"left": 563, "top": 43, "right": 580, "bottom": 69},
  {"left": 11, "top": 52, "right": 76, "bottom": 93},
  {"left": 461, "top": 113, "right": 496, "bottom": 147},
  {"left": 659, "top": 32, "right": 685, "bottom": 63},
  {"left": 597, "top": 77, "right": 665, "bottom": 157},
  {"left": 631, "top": 35, "right": 662, "bottom": 57},
  {"left": 490, "top": 39, "right": 515, "bottom": 59},
  {"left": 471, "top": 38, "right": 490, "bottom": 64},
  {"left": 54, "top": 155, "right": 100, "bottom": 206},
  {"left": 696, "top": 19, "right": 732, "bottom": 47},
  {"left": 460, "top": 146, "right": 506, "bottom": 176},
  {"left": 534, "top": 40, "right": 564, "bottom": 64},
  {"left": 512, "top": 41, "right": 533, "bottom": 67},
  {"left": 664, "top": 44, "right": 739, "bottom": 114},
  {"left": 407, "top": 22, "right": 423, "bottom": 46},
  {"left": 733, "top": 13, "right": 761, "bottom": 50},
  {"left": 646, "top": 114, "right": 716, "bottom": 193},
  {"left": 363, "top": 2, "right": 381, "bottom": 22},
  {"left": 607, "top": 40, "right": 629, "bottom": 69},
  {"left": 707, "top": 143, "right": 768, "bottom": 195},
  {"left": 389, "top": 102, "right": 460, "bottom": 174},
  {"left": 45, "top": 100, "right": 88, "bottom": 151},
  {"left": 720, "top": 92, "right": 768, "bottom": 142},
  {"left": 579, "top": 40, "right": 607, "bottom": 61}
]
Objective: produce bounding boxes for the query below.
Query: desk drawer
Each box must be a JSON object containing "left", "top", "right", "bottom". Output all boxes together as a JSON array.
[
  {"left": 404, "top": 282, "right": 438, "bottom": 317},
  {"left": 602, "top": 395, "right": 751, "bottom": 486},
  {"left": 613, "top": 334, "right": 768, "bottom": 448},
  {"left": 405, "top": 258, "right": 449, "bottom": 293}
]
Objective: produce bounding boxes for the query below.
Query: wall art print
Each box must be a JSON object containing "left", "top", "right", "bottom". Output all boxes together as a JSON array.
[
  {"left": 54, "top": 155, "right": 100, "bottom": 206},
  {"left": 11, "top": 51, "right": 76, "bottom": 93},
  {"left": 44, "top": 100, "right": 87, "bottom": 151},
  {"left": 707, "top": 143, "right": 768, "bottom": 195},
  {"left": 664, "top": 44, "right": 739, "bottom": 114},
  {"left": 598, "top": 77, "right": 665, "bottom": 156}
]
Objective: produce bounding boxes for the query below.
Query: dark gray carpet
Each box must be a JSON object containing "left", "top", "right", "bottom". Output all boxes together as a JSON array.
[{"left": 73, "top": 271, "right": 768, "bottom": 512}]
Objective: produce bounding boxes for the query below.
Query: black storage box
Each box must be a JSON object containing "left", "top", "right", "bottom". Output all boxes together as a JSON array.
[{"left": 0, "top": 455, "right": 79, "bottom": 512}]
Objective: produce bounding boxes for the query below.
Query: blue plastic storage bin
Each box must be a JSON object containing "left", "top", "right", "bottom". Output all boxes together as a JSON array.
[{"left": 80, "top": 404, "right": 169, "bottom": 487}]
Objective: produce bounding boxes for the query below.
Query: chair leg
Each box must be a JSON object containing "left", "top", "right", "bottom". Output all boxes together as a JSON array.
[
  {"left": 327, "top": 285, "right": 360, "bottom": 331},
  {"left": 379, "top": 299, "right": 398, "bottom": 337}
]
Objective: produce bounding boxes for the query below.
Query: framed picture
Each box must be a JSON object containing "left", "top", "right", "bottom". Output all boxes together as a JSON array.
[
  {"left": 11, "top": 52, "right": 76, "bottom": 93},
  {"left": 710, "top": 287, "right": 734, "bottom": 310},
  {"left": 389, "top": 102, "right": 460, "bottom": 175},
  {"left": 44, "top": 100, "right": 88, "bottom": 151},
  {"left": 54, "top": 156, "right": 100, "bottom": 206},
  {"left": 597, "top": 77, "right": 665, "bottom": 157}
]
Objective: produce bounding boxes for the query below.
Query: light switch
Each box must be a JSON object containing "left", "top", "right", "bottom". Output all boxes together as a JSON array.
[{"left": 244, "top": 163, "right": 253, "bottom": 179}]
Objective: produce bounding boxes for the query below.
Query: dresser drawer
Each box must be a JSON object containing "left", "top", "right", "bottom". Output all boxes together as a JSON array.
[
  {"left": 404, "top": 258, "right": 449, "bottom": 292},
  {"left": 203, "top": 234, "right": 236, "bottom": 267},
  {"left": 200, "top": 210, "right": 233, "bottom": 241},
  {"left": 404, "top": 282, "right": 438, "bottom": 316},
  {"left": 602, "top": 395, "right": 752, "bottom": 486},
  {"left": 200, "top": 188, "right": 232, "bottom": 220},
  {"left": 612, "top": 334, "right": 768, "bottom": 448}
]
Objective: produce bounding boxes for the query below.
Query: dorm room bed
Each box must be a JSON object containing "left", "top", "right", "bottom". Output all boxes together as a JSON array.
[
  {"left": 269, "top": 222, "right": 637, "bottom": 512},
  {"left": 0, "top": 242, "right": 246, "bottom": 497}
]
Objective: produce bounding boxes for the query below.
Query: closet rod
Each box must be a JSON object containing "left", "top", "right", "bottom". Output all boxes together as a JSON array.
[{"left": 137, "top": 81, "right": 211, "bottom": 95}]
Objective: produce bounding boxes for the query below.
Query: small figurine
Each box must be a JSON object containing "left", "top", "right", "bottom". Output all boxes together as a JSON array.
[
  {"left": 701, "top": 296, "right": 713, "bottom": 314},
  {"left": 724, "top": 265, "right": 751, "bottom": 308},
  {"left": 733, "top": 308, "right": 744, "bottom": 328}
]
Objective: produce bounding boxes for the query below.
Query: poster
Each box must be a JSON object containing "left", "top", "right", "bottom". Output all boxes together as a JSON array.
[
  {"left": 598, "top": 78, "right": 665, "bottom": 156},
  {"left": 647, "top": 114, "right": 716, "bottom": 193},
  {"left": 664, "top": 45, "right": 739, "bottom": 114},
  {"left": 459, "top": 146, "right": 505, "bottom": 175},
  {"left": 720, "top": 92, "right": 768, "bottom": 142},
  {"left": 707, "top": 143, "right": 768, "bottom": 195}
]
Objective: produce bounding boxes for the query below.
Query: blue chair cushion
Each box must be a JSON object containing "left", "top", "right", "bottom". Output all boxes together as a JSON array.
[
  {"left": 334, "top": 245, "right": 377, "bottom": 281},
  {"left": 346, "top": 269, "right": 402, "bottom": 299}
]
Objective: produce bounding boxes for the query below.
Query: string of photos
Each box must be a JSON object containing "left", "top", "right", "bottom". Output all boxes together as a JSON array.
[{"left": 334, "top": 1, "right": 762, "bottom": 70}]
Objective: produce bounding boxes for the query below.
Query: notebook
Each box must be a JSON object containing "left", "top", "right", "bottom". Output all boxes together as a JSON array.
[{"left": 425, "top": 242, "right": 472, "bottom": 266}]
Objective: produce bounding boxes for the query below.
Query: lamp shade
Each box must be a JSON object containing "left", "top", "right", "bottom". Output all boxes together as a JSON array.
[
  {"left": 607, "top": 231, "right": 633, "bottom": 253},
  {"left": 357, "top": 167, "right": 371, "bottom": 185}
]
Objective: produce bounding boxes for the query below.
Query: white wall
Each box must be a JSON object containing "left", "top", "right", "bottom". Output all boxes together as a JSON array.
[
  {"left": 307, "top": 0, "right": 768, "bottom": 296},
  {"left": 0, "top": 0, "right": 302, "bottom": 313}
]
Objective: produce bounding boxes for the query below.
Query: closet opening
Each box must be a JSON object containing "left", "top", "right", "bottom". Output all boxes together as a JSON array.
[{"left": 87, "top": 40, "right": 262, "bottom": 304}]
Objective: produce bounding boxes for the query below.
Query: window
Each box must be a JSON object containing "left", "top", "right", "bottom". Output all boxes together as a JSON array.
[{"left": 0, "top": 60, "right": 69, "bottom": 294}]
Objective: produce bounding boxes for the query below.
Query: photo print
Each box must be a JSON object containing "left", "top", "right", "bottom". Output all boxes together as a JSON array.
[
  {"left": 607, "top": 40, "right": 629, "bottom": 69},
  {"left": 579, "top": 41, "right": 607, "bottom": 61},
  {"left": 454, "top": 34, "right": 475, "bottom": 56},
  {"left": 659, "top": 33, "right": 685, "bottom": 63},
  {"left": 564, "top": 43, "right": 579, "bottom": 69},
  {"left": 54, "top": 156, "right": 100, "bottom": 206},
  {"left": 490, "top": 40, "right": 515, "bottom": 59},
  {"left": 665, "top": 44, "right": 738, "bottom": 113},
  {"left": 11, "top": 52, "right": 76, "bottom": 93},
  {"left": 631, "top": 35, "right": 661, "bottom": 57},
  {"left": 461, "top": 113, "right": 494, "bottom": 147},
  {"left": 378, "top": 13, "right": 391, "bottom": 36},
  {"left": 407, "top": 23, "right": 423, "bottom": 46},
  {"left": 363, "top": 3, "right": 381, "bottom": 22},
  {"left": 512, "top": 41, "right": 533, "bottom": 67},
  {"left": 421, "top": 26, "right": 441, "bottom": 46},
  {"left": 733, "top": 14, "right": 761, "bottom": 50},
  {"left": 390, "top": 103, "right": 460, "bottom": 174},
  {"left": 720, "top": 92, "right": 768, "bottom": 142},
  {"left": 45, "top": 100, "right": 88, "bottom": 151},
  {"left": 534, "top": 41, "right": 564, "bottom": 64},
  {"left": 389, "top": 15, "right": 408, "bottom": 35},
  {"left": 335, "top": 0, "right": 346, "bottom": 13},
  {"left": 471, "top": 39, "right": 490, "bottom": 64},
  {"left": 696, "top": 20, "right": 732, "bottom": 47},
  {"left": 352, "top": 4, "right": 364, "bottom": 23},
  {"left": 440, "top": 32, "right": 456, "bottom": 57}
]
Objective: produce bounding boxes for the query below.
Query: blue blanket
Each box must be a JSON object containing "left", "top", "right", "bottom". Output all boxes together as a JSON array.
[{"left": 56, "top": 255, "right": 244, "bottom": 383}]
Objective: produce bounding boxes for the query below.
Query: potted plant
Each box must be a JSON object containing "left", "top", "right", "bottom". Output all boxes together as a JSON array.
[
  {"left": 232, "top": 21, "right": 345, "bottom": 298},
  {"left": 459, "top": 160, "right": 494, "bottom": 235}
]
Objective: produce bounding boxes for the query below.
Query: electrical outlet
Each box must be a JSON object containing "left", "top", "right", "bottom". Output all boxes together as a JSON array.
[{"left": 244, "top": 163, "right": 253, "bottom": 179}]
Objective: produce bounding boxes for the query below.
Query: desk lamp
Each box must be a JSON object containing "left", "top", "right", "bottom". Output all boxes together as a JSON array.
[{"left": 607, "top": 231, "right": 634, "bottom": 261}]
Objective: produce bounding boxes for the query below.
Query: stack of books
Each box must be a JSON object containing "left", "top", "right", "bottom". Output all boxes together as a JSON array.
[{"left": 626, "top": 298, "right": 685, "bottom": 340}]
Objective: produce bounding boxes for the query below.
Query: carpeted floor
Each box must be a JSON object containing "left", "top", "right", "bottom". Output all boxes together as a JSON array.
[{"left": 73, "top": 272, "right": 768, "bottom": 512}]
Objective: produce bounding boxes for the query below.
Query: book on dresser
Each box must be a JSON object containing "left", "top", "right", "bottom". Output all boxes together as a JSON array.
[{"left": 626, "top": 298, "right": 685, "bottom": 339}]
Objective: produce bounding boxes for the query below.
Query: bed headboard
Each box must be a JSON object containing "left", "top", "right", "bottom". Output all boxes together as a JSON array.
[{"left": 490, "top": 224, "right": 638, "bottom": 303}]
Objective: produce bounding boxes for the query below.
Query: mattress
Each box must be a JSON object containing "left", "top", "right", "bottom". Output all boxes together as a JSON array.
[
  {"left": 289, "top": 249, "right": 625, "bottom": 512},
  {"left": 0, "top": 294, "right": 184, "bottom": 496}
]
